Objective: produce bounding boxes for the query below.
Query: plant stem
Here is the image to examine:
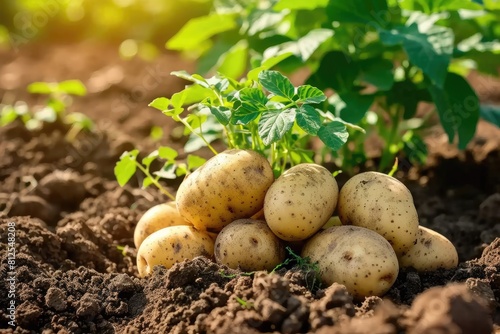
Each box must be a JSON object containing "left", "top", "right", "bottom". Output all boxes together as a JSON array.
[
  {"left": 379, "top": 105, "right": 402, "bottom": 172},
  {"left": 135, "top": 162, "right": 176, "bottom": 201},
  {"left": 175, "top": 116, "right": 218, "bottom": 155}
]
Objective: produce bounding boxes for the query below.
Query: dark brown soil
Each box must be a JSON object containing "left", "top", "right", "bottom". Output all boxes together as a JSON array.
[{"left": 0, "top": 42, "right": 499, "bottom": 333}]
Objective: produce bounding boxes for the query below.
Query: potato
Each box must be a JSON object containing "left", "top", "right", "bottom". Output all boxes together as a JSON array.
[
  {"left": 302, "top": 226, "right": 399, "bottom": 299},
  {"left": 264, "top": 163, "right": 338, "bottom": 241},
  {"left": 136, "top": 225, "right": 214, "bottom": 277},
  {"left": 214, "top": 219, "right": 285, "bottom": 271},
  {"left": 134, "top": 202, "right": 189, "bottom": 249},
  {"left": 399, "top": 226, "right": 458, "bottom": 271},
  {"left": 338, "top": 171, "right": 419, "bottom": 255},
  {"left": 176, "top": 149, "right": 274, "bottom": 232}
]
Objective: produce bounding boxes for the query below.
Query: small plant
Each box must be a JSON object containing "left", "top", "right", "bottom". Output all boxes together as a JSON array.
[
  {"left": 272, "top": 246, "right": 322, "bottom": 291},
  {"left": 114, "top": 147, "right": 206, "bottom": 200},
  {"left": 0, "top": 80, "right": 93, "bottom": 141}
]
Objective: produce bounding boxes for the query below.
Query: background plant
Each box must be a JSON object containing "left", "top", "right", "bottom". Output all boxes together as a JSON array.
[{"left": 166, "top": 0, "right": 500, "bottom": 172}]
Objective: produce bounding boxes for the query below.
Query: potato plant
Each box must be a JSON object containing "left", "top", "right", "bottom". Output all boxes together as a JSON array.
[{"left": 116, "top": 66, "right": 458, "bottom": 300}]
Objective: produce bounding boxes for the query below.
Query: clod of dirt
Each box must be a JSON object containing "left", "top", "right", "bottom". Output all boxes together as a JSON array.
[
  {"left": 478, "top": 193, "right": 500, "bottom": 225},
  {"left": 406, "top": 283, "right": 493, "bottom": 334},
  {"left": 36, "top": 169, "right": 89, "bottom": 208}
]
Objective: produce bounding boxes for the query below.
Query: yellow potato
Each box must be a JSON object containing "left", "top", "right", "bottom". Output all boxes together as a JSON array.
[
  {"left": 302, "top": 225, "right": 399, "bottom": 299},
  {"left": 264, "top": 163, "right": 338, "bottom": 241},
  {"left": 134, "top": 202, "right": 189, "bottom": 249},
  {"left": 399, "top": 226, "right": 458, "bottom": 271},
  {"left": 214, "top": 219, "right": 285, "bottom": 271},
  {"left": 136, "top": 225, "right": 214, "bottom": 277},
  {"left": 338, "top": 171, "right": 419, "bottom": 255},
  {"left": 176, "top": 149, "right": 274, "bottom": 232}
]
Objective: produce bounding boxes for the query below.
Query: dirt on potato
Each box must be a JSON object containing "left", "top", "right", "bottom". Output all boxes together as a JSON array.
[{"left": 0, "top": 42, "right": 500, "bottom": 333}]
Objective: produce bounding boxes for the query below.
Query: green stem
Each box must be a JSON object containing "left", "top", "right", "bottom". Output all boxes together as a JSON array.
[
  {"left": 176, "top": 116, "right": 218, "bottom": 155},
  {"left": 135, "top": 162, "right": 176, "bottom": 201},
  {"left": 379, "top": 105, "right": 402, "bottom": 172}
]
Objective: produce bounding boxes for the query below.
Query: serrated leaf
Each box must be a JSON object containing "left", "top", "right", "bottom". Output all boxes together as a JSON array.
[
  {"left": 258, "top": 71, "right": 295, "bottom": 100},
  {"left": 149, "top": 97, "right": 170, "bottom": 111},
  {"left": 187, "top": 155, "right": 207, "bottom": 170},
  {"left": 57, "top": 80, "right": 87, "bottom": 96},
  {"left": 209, "top": 105, "right": 232, "bottom": 125},
  {"left": 380, "top": 23, "right": 453, "bottom": 88},
  {"left": 296, "top": 85, "right": 326, "bottom": 104},
  {"left": 317, "top": 121, "right": 349, "bottom": 150},
  {"left": 428, "top": 72, "right": 479, "bottom": 149},
  {"left": 158, "top": 146, "right": 178, "bottom": 161},
  {"left": 233, "top": 88, "right": 269, "bottom": 124},
  {"left": 114, "top": 150, "right": 139, "bottom": 186},
  {"left": 297, "top": 105, "right": 322, "bottom": 135},
  {"left": 258, "top": 109, "right": 297, "bottom": 145},
  {"left": 166, "top": 14, "right": 236, "bottom": 51}
]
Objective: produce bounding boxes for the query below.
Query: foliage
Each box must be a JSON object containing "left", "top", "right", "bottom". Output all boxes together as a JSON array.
[
  {"left": 114, "top": 147, "right": 206, "bottom": 200},
  {"left": 166, "top": 0, "right": 500, "bottom": 171},
  {"left": 0, "top": 80, "right": 93, "bottom": 141},
  {"left": 146, "top": 68, "right": 362, "bottom": 176}
]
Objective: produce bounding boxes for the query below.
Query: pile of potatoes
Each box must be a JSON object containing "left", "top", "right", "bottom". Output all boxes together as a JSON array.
[{"left": 134, "top": 149, "right": 458, "bottom": 299}]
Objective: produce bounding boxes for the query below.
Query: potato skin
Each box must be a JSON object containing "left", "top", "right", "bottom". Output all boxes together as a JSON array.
[
  {"left": 214, "top": 219, "right": 285, "bottom": 271},
  {"left": 302, "top": 226, "right": 399, "bottom": 299},
  {"left": 398, "top": 226, "right": 458, "bottom": 271},
  {"left": 134, "top": 202, "right": 189, "bottom": 249},
  {"left": 176, "top": 149, "right": 274, "bottom": 232},
  {"left": 264, "top": 163, "right": 339, "bottom": 241},
  {"left": 338, "top": 171, "right": 419, "bottom": 255},
  {"left": 136, "top": 225, "right": 214, "bottom": 277}
]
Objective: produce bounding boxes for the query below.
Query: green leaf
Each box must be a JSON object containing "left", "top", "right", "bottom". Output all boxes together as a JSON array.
[
  {"left": 154, "top": 163, "right": 177, "bottom": 180},
  {"left": 209, "top": 106, "right": 232, "bottom": 125},
  {"left": 150, "top": 126, "right": 163, "bottom": 141},
  {"left": 247, "top": 52, "right": 294, "bottom": 81},
  {"left": 428, "top": 72, "right": 479, "bottom": 149},
  {"left": 258, "top": 109, "right": 297, "bottom": 145},
  {"left": 306, "top": 51, "right": 360, "bottom": 92},
  {"left": 27, "top": 82, "right": 56, "bottom": 95},
  {"left": 258, "top": 71, "right": 295, "bottom": 100},
  {"left": 326, "top": 0, "right": 389, "bottom": 25},
  {"left": 57, "top": 80, "right": 87, "bottom": 96},
  {"left": 149, "top": 97, "right": 170, "bottom": 111},
  {"left": 171, "top": 71, "right": 210, "bottom": 88},
  {"left": 399, "top": 0, "right": 483, "bottom": 12},
  {"left": 274, "top": 0, "right": 329, "bottom": 10},
  {"left": 158, "top": 146, "right": 178, "bottom": 161},
  {"left": 333, "top": 93, "right": 375, "bottom": 124},
  {"left": 142, "top": 150, "right": 159, "bottom": 168},
  {"left": 217, "top": 40, "right": 248, "bottom": 79},
  {"left": 233, "top": 87, "right": 269, "bottom": 124},
  {"left": 166, "top": 14, "right": 236, "bottom": 51},
  {"left": 187, "top": 155, "right": 207, "bottom": 170},
  {"left": 247, "top": 10, "right": 287, "bottom": 36},
  {"left": 380, "top": 23, "right": 454, "bottom": 88},
  {"left": 402, "top": 132, "right": 428, "bottom": 165},
  {"left": 317, "top": 121, "right": 349, "bottom": 150},
  {"left": 297, "top": 105, "right": 322, "bottom": 135},
  {"left": 263, "top": 29, "right": 334, "bottom": 63},
  {"left": 142, "top": 176, "right": 154, "bottom": 189},
  {"left": 480, "top": 104, "right": 500, "bottom": 127},
  {"left": 358, "top": 58, "right": 394, "bottom": 91},
  {"left": 296, "top": 85, "right": 326, "bottom": 104},
  {"left": 114, "top": 150, "right": 139, "bottom": 187}
]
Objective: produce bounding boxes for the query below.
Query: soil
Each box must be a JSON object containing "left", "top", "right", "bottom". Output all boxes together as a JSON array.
[{"left": 0, "top": 42, "right": 499, "bottom": 333}]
